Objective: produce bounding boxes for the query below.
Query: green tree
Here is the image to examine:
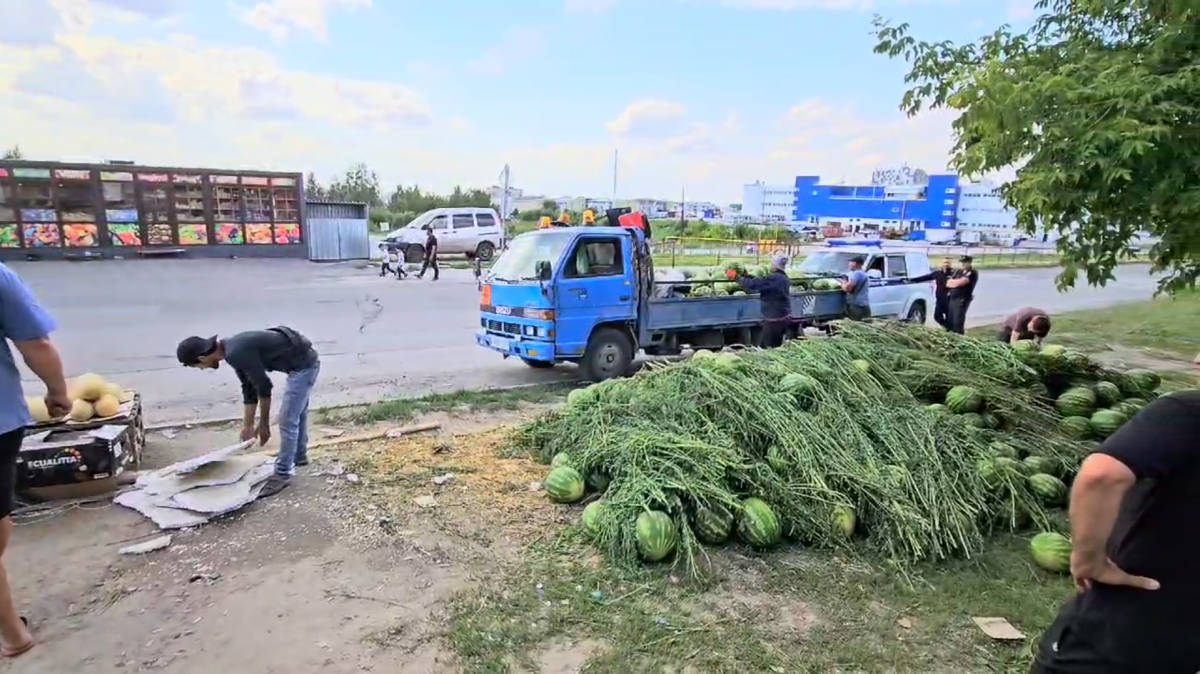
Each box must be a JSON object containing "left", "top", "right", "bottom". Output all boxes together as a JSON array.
[
  {"left": 327, "top": 163, "right": 382, "bottom": 206},
  {"left": 2, "top": 145, "right": 23, "bottom": 160},
  {"left": 872, "top": 1, "right": 1200, "bottom": 293},
  {"left": 304, "top": 171, "right": 326, "bottom": 201},
  {"left": 386, "top": 184, "right": 491, "bottom": 213}
]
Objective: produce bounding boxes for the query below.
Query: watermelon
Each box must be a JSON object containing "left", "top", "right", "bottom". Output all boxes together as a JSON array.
[
  {"left": 635, "top": 510, "right": 678, "bottom": 562},
  {"left": 1030, "top": 531, "right": 1072, "bottom": 573},
  {"left": 780, "top": 373, "right": 820, "bottom": 407},
  {"left": 1055, "top": 387, "right": 1097, "bottom": 417},
  {"left": 1013, "top": 339, "right": 1039, "bottom": 353},
  {"left": 766, "top": 446, "right": 789, "bottom": 473},
  {"left": 1114, "top": 399, "right": 1144, "bottom": 417},
  {"left": 945, "top": 385, "right": 984, "bottom": 413},
  {"left": 926, "top": 403, "right": 947, "bottom": 413},
  {"left": 978, "top": 456, "right": 1021, "bottom": 489},
  {"left": 832, "top": 505, "right": 856, "bottom": 538},
  {"left": 1089, "top": 409, "right": 1128, "bottom": 439},
  {"left": 693, "top": 503, "right": 734, "bottom": 544},
  {"left": 1040, "top": 344, "right": 1067, "bottom": 358},
  {"left": 586, "top": 470, "right": 611, "bottom": 493},
  {"left": 550, "top": 452, "right": 573, "bottom": 468},
  {"left": 850, "top": 359, "right": 872, "bottom": 375},
  {"left": 737, "top": 498, "right": 783, "bottom": 548},
  {"left": 1058, "top": 415, "right": 1092, "bottom": 440},
  {"left": 1093, "top": 381, "right": 1122, "bottom": 407},
  {"left": 813, "top": 277, "right": 841, "bottom": 291},
  {"left": 1063, "top": 350, "right": 1090, "bottom": 368},
  {"left": 989, "top": 441, "right": 1019, "bottom": 459},
  {"left": 1125, "top": 369, "right": 1162, "bottom": 395},
  {"left": 1028, "top": 473, "right": 1068, "bottom": 506},
  {"left": 692, "top": 350, "right": 718, "bottom": 360},
  {"left": 997, "top": 504, "right": 1032, "bottom": 532},
  {"left": 544, "top": 466, "right": 585, "bottom": 503},
  {"left": 981, "top": 412, "right": 1003, "bottom": 429},
  {"left": 1023, "top": 455, "right": 1059, "bottom": 477},
  {"left": 567, "top": 388, "right": 588, "bottom": 406},
  {"left": 959, "top": 412, "right": 987, "bottom": 429},
  {"left": 581, "top": 500, "right": 603, "bottom": 536}
]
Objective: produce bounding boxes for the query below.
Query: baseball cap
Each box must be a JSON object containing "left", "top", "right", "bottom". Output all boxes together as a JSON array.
[{"left": 177, "top": 335, "right": 217, "bottom": 365}]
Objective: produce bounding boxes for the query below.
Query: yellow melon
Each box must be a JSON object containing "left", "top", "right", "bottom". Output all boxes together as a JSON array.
[
  {"left": 69, "top": 398, "right": 94, "bottom": 422},
  {"left": 70, "top": 373, "right": 107, "bottom": 402},
  {"left": 102, "top": 382, "right": 122, "bottom": 398},
  {"left": 26, "top": 396, "right": 51, "bottom": 423},
  {"left": 93, "top": 394, "right": 120, "bottom": 419}
]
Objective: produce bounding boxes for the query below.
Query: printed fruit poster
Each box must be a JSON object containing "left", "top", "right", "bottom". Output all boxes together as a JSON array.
[
  {"left": 108, "top": 224, "right": 142, "bottom": 246},
  {"left": 63, "top": 224, "right": 98, "bottom": 246},
  {"left": 274, "top": 223, "right": 301, "bottom": 244},
  {"left": 245, "top": 223, "right": 273, "bottom": 244},
  {"left": 23, "top": 224, "right": 60, "bottom": 247},
  {"left": 0, "top": 226, "right": 18, "bottom": 248},
  {"left": 177, "top": 224, "right": 208, "bottom": 245},
  {"left": 215, "top": 223, "right": 243, "bottom": 244}
]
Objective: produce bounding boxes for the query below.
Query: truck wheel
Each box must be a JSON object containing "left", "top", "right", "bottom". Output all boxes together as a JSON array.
[
  {"left": 475, "top": 241, "right": 496, "bottom": 261},
  {"left": 580, "top": 328, "right": 633, "bottom": 382},
  {"left": 405, "top": 244, "right": 425, "bottom": 264},
  {"left": 905, "top": 301, "right": 927, "bottom": 324},
  {"left": 521, "top": 358, "right": 554, "bottom": 369}
]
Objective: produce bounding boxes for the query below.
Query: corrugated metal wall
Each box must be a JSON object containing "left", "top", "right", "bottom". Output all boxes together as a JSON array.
[{"left": 305, "top": 201, "right": 370, "bottom": 261}]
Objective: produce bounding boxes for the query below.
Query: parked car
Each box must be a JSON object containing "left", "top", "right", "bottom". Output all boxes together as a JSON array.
[
  {"left": 385, "top": 207, "right": 504, "bottom": 262},
  {"left": 795, "top": 243, "right": 936, "bottom": 324}
]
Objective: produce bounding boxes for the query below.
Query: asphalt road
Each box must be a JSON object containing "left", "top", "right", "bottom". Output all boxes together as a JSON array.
[{"left": 8, "top": 259, "right": 1159, "bottom": 425}]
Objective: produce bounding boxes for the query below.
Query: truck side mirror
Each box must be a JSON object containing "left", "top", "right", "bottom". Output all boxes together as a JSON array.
[{"left": 536, "top": 260, "right": 552, "bottom": 281}]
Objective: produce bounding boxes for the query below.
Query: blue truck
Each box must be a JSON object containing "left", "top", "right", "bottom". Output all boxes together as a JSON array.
[{"left": 475, "top": 226, "right": 934, "bottom": 381}]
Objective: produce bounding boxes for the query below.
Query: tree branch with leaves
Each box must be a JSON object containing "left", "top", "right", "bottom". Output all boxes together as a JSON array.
[{"left": 872, "top": 0, "right": 1200, "bottom": 294}]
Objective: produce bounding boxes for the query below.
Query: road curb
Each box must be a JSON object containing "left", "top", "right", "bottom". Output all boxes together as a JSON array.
[{"left": 144, "top": 380, "right": 579, "bottom": 431}]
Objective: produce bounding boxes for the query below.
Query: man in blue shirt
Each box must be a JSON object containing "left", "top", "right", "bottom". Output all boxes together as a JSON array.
[
  {"left": 0, "top": 262, "right": 71, "bottom": 658},
  {"left": 841, "top": 256, "right": 871, "bottom": 320}
]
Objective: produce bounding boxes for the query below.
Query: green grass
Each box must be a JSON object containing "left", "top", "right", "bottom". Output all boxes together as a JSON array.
[
  {"left": 446, "top": 531, "right": 1071, "bottom": 673},
  {"left": 313, "top": 383, "right": 574, "bottom": 425}
]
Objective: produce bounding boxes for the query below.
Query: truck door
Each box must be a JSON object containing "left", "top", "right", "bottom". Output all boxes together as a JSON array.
[
  {"left": 879, "top": 253, "right": 910, "bottom": 317},
  {"left": 864, "top": 254, "right": 890, "bottom": 317},
  {"left": 554, "top": 234, "right": 637, "bottom": 358}
]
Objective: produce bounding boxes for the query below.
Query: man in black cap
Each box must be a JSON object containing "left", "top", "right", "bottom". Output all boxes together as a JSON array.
[
  {"left": 905, "top": 256, "right": 953, "bottom": 329},
  {"left": 944, "top": 255, "right": 977, "bottom": 334},
  {"left": 176, "top": 327, "right": 320, "bottom": 497}
]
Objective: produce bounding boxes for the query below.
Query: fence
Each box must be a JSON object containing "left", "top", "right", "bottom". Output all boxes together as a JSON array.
[{"left": 306, "top": 201, "right": 370, "bottom": 262}]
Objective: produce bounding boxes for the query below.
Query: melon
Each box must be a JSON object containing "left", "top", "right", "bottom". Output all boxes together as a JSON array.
[
  {"left": 1022, "top": 455, "right": 1059, "bottom": 477},
  {"left": 693, "top": 503, "right": 734, "bottom": 544},
  {"left": 93, "top": 394, "right": 120, "bottom": 419},
  {"left": 635, "top": 510, "right": 677, "bottom": 562},
  {"left": 544, "top": 466, "right": 585, "bottom": 503},
  {"left": 581, "top": 500, "right": 603, "bottom": 536},
  {"left": 550, "top": 452, "right": 573, "bottom": 468},
  {"left": 25, "top": 396, "right": 52, "bottom": 423},
  {"left": 1113, "top": 400, "right": 1142, "bottom": 417},
  {"left": 780, "top": 373, "right": 820, "bottom": 407},
  {"left": 1030, "top": 532, "right": 1072, "bottom": 573},
  {"left": 1058, "top": 415, "right": 1092, "bottom": 440},
  {"left": 1055, "top": 387, "right": 1097, "bottom": 417},
  {"left": 1040, "top": 344, "right": 1067, "bottom": 358},
  {"left": 925, "top": 403, "right": 947, "bottom": 413},
  {"left": 959, "top": 412, "right": 987, "bottom": 429},
  {"left": 585, "top": 471, "right": 610, "bottom": 493},
  {"left": 691, "top": 350, "right": 717, "bottom": 360},
  {"left": 567, "top": 388, "right": 587, "bottom": 406},
  {"left": 1089, "top": 409, "right": 1128, "bottom": 439},
  {"left": 981, "top": 412, "right": 1002, "bottom": 430},
  {"left": 989, "top": 441, "right": 1019, "bottom": 459},
  {"left": 1093, "top": 381, "right": 1122, "bottom": 407},
  {"left": 766, "top": 445, "right": 789, "bottom": 473},
  {"left": 850, "top": 359, "right": 872, "bottom": 375},
  {"left": 737, "top": 498, "right": 782, "bottom": 548},
  {"left": 69, "top": 398, "right": 94, "bottom": 422},
  {"left": 832, "top": 505, "right": 856, "bottom": 538},
  {"left": 69, "top": 373, "right": 107, "bottom": 402},
  {"left": 101, "top": 381, "right": 122, "bottom": 399},
  {"left": 1012, "top": 339, "right": 1039, "bottom": 353},
  {"left": 1125, "top": 369, "right": 1161, "bottom": 395},
  {"left": 979, "top": 456, "right": 1022, "bottom": 489},
  {"left": 945, "top": 385, "right": 984, "bottom": 414},
  {"left": 1028, "top": 473, "right": 1068, "bottom": 506}
]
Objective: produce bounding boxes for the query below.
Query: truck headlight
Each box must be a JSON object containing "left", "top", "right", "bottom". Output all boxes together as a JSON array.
[{"left": 523, "top": 325, "right": 549, "bottom": 338}]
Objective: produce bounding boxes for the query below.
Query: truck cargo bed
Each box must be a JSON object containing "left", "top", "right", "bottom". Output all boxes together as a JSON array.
[{"left": 645, "top": 290, "right": 846, "bottom": 331}]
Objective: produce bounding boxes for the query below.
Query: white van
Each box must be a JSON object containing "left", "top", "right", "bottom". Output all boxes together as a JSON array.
[{"left": 385, "top": 207, "right": 504, "bottom": 262}]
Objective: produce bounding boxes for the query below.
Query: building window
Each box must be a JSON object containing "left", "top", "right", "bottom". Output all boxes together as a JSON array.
[{"left": 943, "top": 199, "right": 954, "bottom": 205}]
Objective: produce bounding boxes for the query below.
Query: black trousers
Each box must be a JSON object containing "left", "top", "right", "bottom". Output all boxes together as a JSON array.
[
  {"left": 846, "top": 304, "right": 872, "bottom": 321},
  {"left": 760, "top": 320, "right": 788, "bottom": 348},
  {"left": 0, "top": 427, "right": 21, "bottom": 519},
  {"left": 932, "top": 296, "right": 950, "bottom": 329},
  {"left": 418, "top": 255, "right": 439, "bottom": 280},
  {"left": 1030, "top": 601, "right": 1199, "bottom": 674},
  {"left": 947, "top": 297, "right": 971, "bottom": 334}
]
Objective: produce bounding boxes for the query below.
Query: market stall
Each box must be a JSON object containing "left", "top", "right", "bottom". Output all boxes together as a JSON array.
[{"left": 0, "top": 162, "right": 305, "bottom": 260}]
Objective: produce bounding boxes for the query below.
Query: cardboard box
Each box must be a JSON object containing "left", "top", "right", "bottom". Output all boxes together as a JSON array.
[{"left": 17, "top": 393, "right": 146, "bottom": 493}]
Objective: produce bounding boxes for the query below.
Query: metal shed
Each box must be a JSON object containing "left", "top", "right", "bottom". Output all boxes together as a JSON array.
[{"left": 305, "top": 201, "right": 370, "bottom": 261}]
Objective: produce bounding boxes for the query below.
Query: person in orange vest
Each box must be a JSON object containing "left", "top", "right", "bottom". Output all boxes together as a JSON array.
[
  {"left": 537, "top": 216, "right": 552, "bottom": 229},
  {"left": 583, "top": 209, "right": 595, "bottom": 225}
]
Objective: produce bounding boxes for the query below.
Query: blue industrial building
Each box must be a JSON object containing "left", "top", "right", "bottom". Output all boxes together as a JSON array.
[{"left": 791, "top": 174, "right": 962, "bottom": 242}]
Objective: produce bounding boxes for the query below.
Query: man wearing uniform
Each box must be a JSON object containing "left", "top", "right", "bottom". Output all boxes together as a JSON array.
[
  {"left": 944, "top": 255, "right": 978, "bottom": 334},
  {"left": 1031, "top": 391, "right": 1200, "bottom": 673},
  {"left": 176, "top": 326, "right": 320, "bottom": 497},
  {"left": 907, "top": 256, "right": 953, "bottom": 329}
]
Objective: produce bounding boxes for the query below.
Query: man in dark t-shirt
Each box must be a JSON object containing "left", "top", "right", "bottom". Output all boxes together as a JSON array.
[
  {"left": 417, "top": 225, "right": 440, "bottom": 281},
  {"left": 1032, "top": 391, "right": 1200, "bottom": 673},
  {"left": 907, "top": 256, "right": 952, "bottom": 329},
  {"left": 944, "top": 255, "right": 977, "bottom": 334}
]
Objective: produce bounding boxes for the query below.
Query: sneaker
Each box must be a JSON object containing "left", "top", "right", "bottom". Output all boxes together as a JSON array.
[
  {"left": 294, "top": 458, "right": 309, "bottom": 467},
  {"left": 258, "top": 475, "right": 291, "bottom": 498}
]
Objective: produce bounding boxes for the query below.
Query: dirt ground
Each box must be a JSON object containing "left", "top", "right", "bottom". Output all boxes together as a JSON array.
[{"left": 3, "top": 408, "right": 550, "bottom": 674}]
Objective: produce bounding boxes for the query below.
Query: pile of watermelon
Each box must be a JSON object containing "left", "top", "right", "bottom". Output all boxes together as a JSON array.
[
  {"left": 513, "top": 321, "right": 1176, "bottom": 575},
  {"left": 679, "top": 262, "right": 838, "bottom": 297}
]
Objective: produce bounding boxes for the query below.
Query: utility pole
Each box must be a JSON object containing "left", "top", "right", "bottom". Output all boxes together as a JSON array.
[
  {"left": 680, "top": 185, "right": 686, "bottom": 229},
  {"left": 498, "top": 164, "right": 512, "bottom": 244}
]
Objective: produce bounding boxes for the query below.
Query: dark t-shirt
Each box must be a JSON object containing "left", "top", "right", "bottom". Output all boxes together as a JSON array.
[
  {"left": 425, "top": 232, "right": 438, "bottom": 254},
  {"left": 947, "top": 268, "right": 977, "bottom": 300},
  {"left": 1059, "top": 391, "right": 1200, "bottom": 669},
  {"left": 223, "top": 328, "right": 317, "bottom": 405}
]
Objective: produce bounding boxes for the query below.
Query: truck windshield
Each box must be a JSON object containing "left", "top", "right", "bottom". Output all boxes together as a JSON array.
[
  {"left": 488, "top": 230, "right": 574, "bottom": 282},
  {"left": 797, "top": 251, "right": 861, "bottom": 274}
]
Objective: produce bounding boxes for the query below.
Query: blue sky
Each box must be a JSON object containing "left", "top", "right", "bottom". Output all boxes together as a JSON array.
[{"left": 0, "top": 0, "right": 1035, "bottom": 202}]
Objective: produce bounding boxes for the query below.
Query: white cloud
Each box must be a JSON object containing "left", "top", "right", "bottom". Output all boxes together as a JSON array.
[
  {"left": 467, "top": 27, "right": 543, "bottom": 75},
  {"left": 606, "top": 100, "right": 688, "bottom": 137},
  {"left": 234, "top": 0, "right": 371, "bottom": 41}
]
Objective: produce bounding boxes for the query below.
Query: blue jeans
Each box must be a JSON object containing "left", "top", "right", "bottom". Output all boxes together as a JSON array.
[{"left": 276, "top": 361, "right": 320, "bottom": 476}]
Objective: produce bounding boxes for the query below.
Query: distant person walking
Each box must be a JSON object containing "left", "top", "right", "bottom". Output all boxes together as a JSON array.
[
  {"left": 945, "top": 255, "right": 978, "bottom": 334},
  {"left": 0, "top": 262, "right": 72, "bottom": 658},
  {"left": 417, "top": 225, "right": 439, "bottom": 281},
  {"left": 906, "top": 256, "right": 953, "bottom": 329},
  {"left": 841, "top": 256, "right": 871, "bottom": 321},
  {"left": 176, "top": 326, "right": 320, "bottom": 498}
]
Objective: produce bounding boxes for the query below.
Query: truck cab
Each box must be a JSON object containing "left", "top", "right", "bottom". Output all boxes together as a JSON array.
[{"left": 795, "top": 241, "right": 934, "bottom": 324}]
